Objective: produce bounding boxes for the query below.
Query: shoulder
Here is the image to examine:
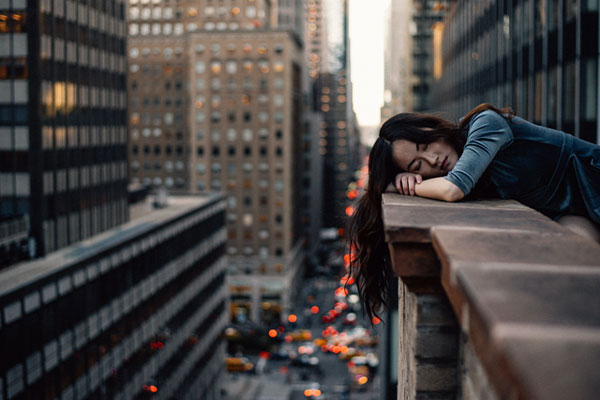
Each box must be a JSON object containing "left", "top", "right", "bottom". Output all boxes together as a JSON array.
[
  {"left": 465, "top": 109, "right": 514, "bottom": 147},
  {"left": 469, "top": 109, "right": 511, "bottom": 129}
]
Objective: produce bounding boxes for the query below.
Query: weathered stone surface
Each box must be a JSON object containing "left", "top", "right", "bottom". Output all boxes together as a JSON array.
[
  {"left": 383, "top": 194, "right": 528, "bottom": 211},
  {"left": 389, "top": 242, "right": 440, "bottom": 278},
  {"left": 383, "top": 199, "right": 559, "bottom": 244},
  {"left": 456, "top": 266, "right": 600, "bottom": 328},
  {"left": 432, "top": 227, "right": 600, "bottom": 267},
  {"left": 501, "top": 334, "right": 600, "bottom": 400},
  {"left": 415, "top": 363, "right": 458, "bottom": 392},
  {"left": 415, "top": 326, "right": 458, "bottom": 359}
]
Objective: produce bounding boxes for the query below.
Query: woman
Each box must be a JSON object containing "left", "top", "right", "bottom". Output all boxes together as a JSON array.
[{"left": 346, "top": 103, "right": 600, "bottom": 321}]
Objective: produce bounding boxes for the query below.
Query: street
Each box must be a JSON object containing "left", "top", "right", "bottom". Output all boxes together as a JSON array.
[{"left": 223, "top": 266, "right": 382, "bottom": 400}]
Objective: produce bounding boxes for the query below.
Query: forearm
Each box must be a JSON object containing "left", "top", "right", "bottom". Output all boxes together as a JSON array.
[{"left": 414, "top": 177, "right": 464, "bottom": 202}]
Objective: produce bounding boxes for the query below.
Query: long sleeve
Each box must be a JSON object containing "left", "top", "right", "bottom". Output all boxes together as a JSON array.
[{"left": 444, "top": 110, "right": 514, "bottom": 195}]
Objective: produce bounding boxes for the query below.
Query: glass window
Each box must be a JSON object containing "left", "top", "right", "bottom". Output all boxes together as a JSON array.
[
  {"left": 129, "top": 24, "right": 139, "bottom": 35},
  {"left": 163, "top": 23, "right": 172, "bottom": 35},
  {"left": 226, "top": 60, "right": 237, "bottom": 74},
  {"left": 141, "top": 8, "right": 151, "bottom": 19},
  {"left": 227, "top": 128, "right": 237, "bottom": 141},
  {"left": 195, "top": 61, "right": 205, "bottom": 73},
  {"left": 211, "top": 61, "right": 222, "bottom": 73},
  {"left": 242, "top": 129, "right": 253, "bottom": 141},
  {"left": 196, "top": 163, "right": 205, "bottom": 173},
  {"left": 174, "top": 23, "right": 183, "bottom": 35}
]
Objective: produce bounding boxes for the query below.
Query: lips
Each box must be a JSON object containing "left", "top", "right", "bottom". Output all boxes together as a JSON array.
[{"left": 441, "top": 156, "right": 448, "bottom": 170}]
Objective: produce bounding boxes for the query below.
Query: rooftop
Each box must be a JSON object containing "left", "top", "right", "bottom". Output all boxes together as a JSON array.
[{"left": 0, "top": 193, "right": 222, "bottom": 297}]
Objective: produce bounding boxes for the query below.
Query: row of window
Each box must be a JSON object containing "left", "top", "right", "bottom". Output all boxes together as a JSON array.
[
  {"left": 129, "top": 59, "right": 284, "bottom": 76},
  {"left": 128, "top": 5, "right": 260, "bottom": 20},
  {"left": 227, "top": 245, "right": 284, "bottom": 258},
  {"left": 128, "top": 20, "right": 266, "bottom": 35},
  {"left": 195, "top": 110, "right": 286, "bottom": 124},
  {"left": 128, "top": 42, "right": 283, "bottom": 60},
  {"left": 195, "top": 59, "right": 285, "bottom": 75},
  {"left": 130, "top": 77, "right": 284, "bottom": 93},
  {"left": 197, "top": 145, "right": 284, "bottom": 157}
]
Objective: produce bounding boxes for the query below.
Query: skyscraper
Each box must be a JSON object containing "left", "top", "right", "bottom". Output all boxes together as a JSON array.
[
  {"left": 305, "top": 0, "right": 360, "bottom": 229},
  {"left": 0, "top": 0, "right": 129, "bottom": 261},
  {"left": 127, "top": 0, "right": 305, "bottom": 324}
]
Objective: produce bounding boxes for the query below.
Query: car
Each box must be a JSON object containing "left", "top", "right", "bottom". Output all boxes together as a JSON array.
[
  {"left": 303, "top": 382, "right": 323, "bottom": 398},
  {"left": 343, "top": 312, "right": 357, "bottom": 326},
  {"left": 291, "top": 329, "right": 312, "bottom": 341},
  {"left": 321, "top": 314, "right": 334, "bottom": 323},
  {"left": 225, "top": 356, "right": 254, "bottom": 372},
  {"left": 292, "top": 354, "right": 320, "bottom": 368}
]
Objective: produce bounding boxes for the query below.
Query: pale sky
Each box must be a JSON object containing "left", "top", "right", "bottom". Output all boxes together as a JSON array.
[{"left": 349, "top": 0, "right": 386, "bottom": 127}]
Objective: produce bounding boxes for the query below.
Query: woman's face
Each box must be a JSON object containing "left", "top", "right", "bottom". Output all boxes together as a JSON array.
[{"left": 391, "top": 138, "right": 458, "bottom": 178}]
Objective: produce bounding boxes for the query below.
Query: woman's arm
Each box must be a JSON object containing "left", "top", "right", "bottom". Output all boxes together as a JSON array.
[
  {"left": 415, "top": 177, "right": 464, "bottom": 202},
  {"left": 389, "top": 172, "right": 465, "bottom": 202}
]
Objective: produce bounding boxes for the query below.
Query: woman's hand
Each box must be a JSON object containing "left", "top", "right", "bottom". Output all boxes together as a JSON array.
[{"left": 395, "top": 172, "right": 423, "bottom": 196}]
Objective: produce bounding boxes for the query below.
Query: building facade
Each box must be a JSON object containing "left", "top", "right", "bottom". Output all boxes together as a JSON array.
[
  {"left": 305, "top": 0, "right": 360, "bottom": 229},
  {"left": 126, "top": 0, "right": 306, "bottom": 324},
  {"left": 0, "top": 0, "right": 129, "bottom": 261},
  {"left": 381, "top": 0, "right": 414, "bottom": 120},
  {"left": 433, "top": 0, "right": 600, "bottom": 145},
  {"left": 0, "top": 194, "right": 228, "bottom": 400}
]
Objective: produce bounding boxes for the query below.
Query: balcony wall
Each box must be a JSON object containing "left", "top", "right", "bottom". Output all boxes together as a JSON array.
[{"left": 382, "top": 194, "right": 600, "bottom": 400}]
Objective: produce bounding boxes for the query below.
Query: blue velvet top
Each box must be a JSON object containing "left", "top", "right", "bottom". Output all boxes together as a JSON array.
[{"left": 444, "top": 110, "right": 600, "bottom": 223}]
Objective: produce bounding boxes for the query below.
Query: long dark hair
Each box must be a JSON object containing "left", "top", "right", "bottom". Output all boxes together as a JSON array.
[{"left": 345, "top": 103, "right": 513, "bottom": 321}]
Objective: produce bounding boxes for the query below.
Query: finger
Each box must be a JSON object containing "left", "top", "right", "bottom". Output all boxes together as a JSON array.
[
  {"left": 416, "top": 174, "right": 423, "bottom": 184},
  {"left": 408, "top": 177, "right": 415, "bottom": 195},
  {"left": 395, "top": 175, "right": 402, "bottom": 191},
  {"left": 402, "top": 176, "right": 410, "bottom": 195}
]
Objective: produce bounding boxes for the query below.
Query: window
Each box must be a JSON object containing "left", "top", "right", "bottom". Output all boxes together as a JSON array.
[
  {"left": 226, "top": 60, "right": 237, "bottom": 74},
  {"left": 227, "top": 128, "right": 237, "bottom": 141},
  {"left": 242, "top": 129, "right": 252, "bottom": 141},
  {"left": 211, "top": 60, "right": 222, "bottom": 74}
]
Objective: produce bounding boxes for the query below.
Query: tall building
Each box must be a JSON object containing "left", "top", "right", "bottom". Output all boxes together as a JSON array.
[
  {"left": 381, "top": 0, "right": 414, "bottom": 120},
  {"left": 433, "top": 0, "right": 600, "bottom": 145},
  {"left": 127, "top": 0, "right": 306, "bottom": 324},
  {"left": 305, "top": 0, "right": 360, "bottom": 229},
  {"left": 0, "top": 193, "right": 228, "bottom": 400},
  {"left": 410, "top": 0, "right": 449, "bottom": 112},
  {"left": 0, "top": 0, "right": 129, "bottom": 262}
]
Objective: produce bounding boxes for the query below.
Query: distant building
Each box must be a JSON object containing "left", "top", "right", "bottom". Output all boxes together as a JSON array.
[
  {"left": 381, "top": 0, "right": 415, "bottom": 120},
  {"left": 126, "top": 1, "right": 306, "bottom": 324},
  {"left": 433, "top": 0, "right": 600, "bottom": 145},
  {"left": 0, "top": 194, "right": 228, "bottom": 400},
  {"left": 0, "top": 0, "right": 129, "bottom": 261},
  {"left": 306, "top": 0, "right": 361, "bottom": 229}
]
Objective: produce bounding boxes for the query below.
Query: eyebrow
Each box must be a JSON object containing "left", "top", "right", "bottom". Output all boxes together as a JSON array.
[{"left": 406, "top": 142, "right": 418, "bottom": 171}]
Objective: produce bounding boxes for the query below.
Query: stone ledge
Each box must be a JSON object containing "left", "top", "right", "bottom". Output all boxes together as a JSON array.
[{"left": 383, "top": 193, "right": 600, "bottom": 400}]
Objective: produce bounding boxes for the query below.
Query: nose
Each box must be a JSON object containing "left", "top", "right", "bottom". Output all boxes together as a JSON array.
[{"left": 423, "top": 151, "right": 438, "bottom": 166}]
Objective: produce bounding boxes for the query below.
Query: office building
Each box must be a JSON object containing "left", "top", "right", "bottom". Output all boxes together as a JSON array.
[
  {"left": 433, "top": 0, "right": 599, "bottom": 145},
  {"left": 127, "top": 0, "right": 306, "bottom": 324},
  {"left": 381, "top": 0, "right": 414, "bottom": 120},
  {"left": 0, "top": 0, "right": 129, "bottom": 260},
  {"left": 306, "top": 0, "right": 360, "bottom": 229},
  {"left": 0, "top": 193, "right": 228, "bottom": 400}
]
